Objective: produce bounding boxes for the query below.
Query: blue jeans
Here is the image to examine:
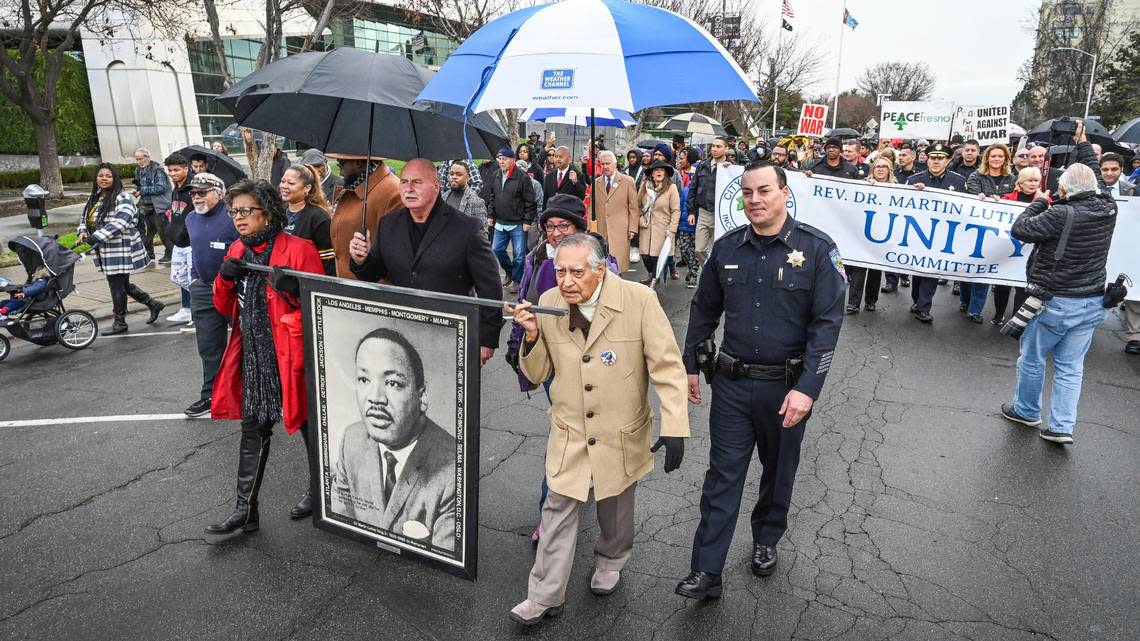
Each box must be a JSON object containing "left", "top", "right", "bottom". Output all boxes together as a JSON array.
[
  {"left": 492, "top": 225, "right": 527, "bottom": 284},
  {"left": 1012, "top": 295, "right": 1107, "bottom": 435},
  {"left": 958, "top": 282, "right": 990, "bottom": 316}
]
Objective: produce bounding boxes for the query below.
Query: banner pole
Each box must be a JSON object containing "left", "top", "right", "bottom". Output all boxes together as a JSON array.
[
  {"left": 239, "top": 264, "right": 568, "bottom": 316},
  {"left": 831, "top": 0, "right": 846, "bottom": 130}
]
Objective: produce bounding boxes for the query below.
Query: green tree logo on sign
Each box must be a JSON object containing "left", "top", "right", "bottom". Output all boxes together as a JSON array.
[{"left": 893, "top": 114, "right": 908, "bottom": 131}]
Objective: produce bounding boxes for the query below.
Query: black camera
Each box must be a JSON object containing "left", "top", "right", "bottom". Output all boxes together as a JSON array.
[
  {"left": 1001, "top": 283, "right": 1053, "bottom": 339},
  {"left": 1103, "top": 273, "right": 1131, "bottom": 308}
]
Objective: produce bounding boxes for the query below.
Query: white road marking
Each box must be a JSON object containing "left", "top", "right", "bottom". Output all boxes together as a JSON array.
[
  {"left": 0, "top": 413, "right": 200, "bottom": 428},
  {"left": 99, "top": 330, "right": 188, "bottom": 338}
]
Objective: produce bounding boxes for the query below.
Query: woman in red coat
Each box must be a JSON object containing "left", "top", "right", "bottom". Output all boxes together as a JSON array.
[{"left": 205, "top": 179, "right": 323, "bottom": 535}]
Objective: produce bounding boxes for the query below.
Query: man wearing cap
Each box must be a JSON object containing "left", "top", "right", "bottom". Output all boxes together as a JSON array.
[
  {"left": 543, "top": 146, "right": 587, "bottom": 207},
  {"left": 904, "top": 142, "right": 967, "bottom": 323},
  {"left": 489, "top": 146, "right": 538, "bottom": 293},
  {"left": 806, "top": 138, "right": 860, "bottom": 179},
  {"left": 349, "top": 159, "right": 504, "bottom": 363},
  {"left": 183, "top": 173, "right": 239, "bottom": 418},
  {"left": 504, "top": 232, "right": 689, "bottom": 626},
  {"left": 327, "top": 154, "right": 402, "bottom": 279},
  {"left": 300, "top": 148, "right": 344, "bottom": 202}
]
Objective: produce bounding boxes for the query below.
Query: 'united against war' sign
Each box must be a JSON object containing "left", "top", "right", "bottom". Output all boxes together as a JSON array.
[{"left": 952, "top": 104, "right": 1011, "bottom": 144}]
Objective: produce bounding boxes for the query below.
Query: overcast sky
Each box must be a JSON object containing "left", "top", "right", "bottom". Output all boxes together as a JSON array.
[{"left": 770, "top": 0, "right": 1041, "bottom": 109}]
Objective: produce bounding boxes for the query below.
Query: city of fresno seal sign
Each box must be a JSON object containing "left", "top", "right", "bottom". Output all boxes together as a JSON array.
[{"left": 718, "top": 172, "right": 798, "bottom": 233}]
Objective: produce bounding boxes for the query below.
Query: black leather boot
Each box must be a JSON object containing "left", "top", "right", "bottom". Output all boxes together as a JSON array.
[
  {"left": 127, "top": 283, "right": 164, "bottom": 324},
  {"left": 289, "top": 493, "right": 312, "bottom": 519},
  {"left": 206, "top": 429, "right": 271, "bottom": 535},
  {"left": 104, "top": 314, "right": 128, "bottom": 336}
]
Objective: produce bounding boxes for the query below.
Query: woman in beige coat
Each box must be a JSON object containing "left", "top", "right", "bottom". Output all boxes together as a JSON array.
[{"left": 637, "top": 160, "right": 680, "bottom": 284}]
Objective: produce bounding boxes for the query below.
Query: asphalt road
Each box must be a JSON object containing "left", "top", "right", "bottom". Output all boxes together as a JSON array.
[{"left": 1, "top": 276, "right": 1138, "bottom": 641}]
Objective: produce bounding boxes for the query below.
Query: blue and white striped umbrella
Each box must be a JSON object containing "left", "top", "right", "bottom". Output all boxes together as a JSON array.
[
  {"left": 521, "top": 107, "right": 636, "bottom": 128},
  {"left": 416, "top": 0, "right": 757, "bottom": 113}
]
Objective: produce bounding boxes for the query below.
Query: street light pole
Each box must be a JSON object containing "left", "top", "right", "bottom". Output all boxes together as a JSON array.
[{"left": 1052, "top": 47, "right": 1097, "bottom": 120}]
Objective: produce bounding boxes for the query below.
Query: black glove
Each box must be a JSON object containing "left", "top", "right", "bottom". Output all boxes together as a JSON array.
[
  {"left": 218, "top": 257, "right": 246, "bottom": 282},
  {"left": 271, "top": 266, "right": 300, "bottom": 298},
  {"left": 650, "top": 436, "right": 684, "bottom": 473},
  {"left": 504, "top": 348, "right": 520, "bottom": 373}
]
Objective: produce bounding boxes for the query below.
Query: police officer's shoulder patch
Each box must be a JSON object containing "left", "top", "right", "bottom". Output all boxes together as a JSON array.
[{"left": 828, "top": 247, "right": 845, "bottom": 279}]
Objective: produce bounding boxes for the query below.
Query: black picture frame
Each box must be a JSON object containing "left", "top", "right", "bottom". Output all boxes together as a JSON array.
[{"left": 301, "top": 277, "right": 480, "bottom": 580}]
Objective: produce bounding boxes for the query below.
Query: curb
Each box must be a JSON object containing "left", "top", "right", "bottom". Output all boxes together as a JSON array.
[{"left": 85, "top": 291, "right": 186, "bottom": 325}]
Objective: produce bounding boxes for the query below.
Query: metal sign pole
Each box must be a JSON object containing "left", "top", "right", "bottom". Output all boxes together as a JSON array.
[{"left": 239, "top": 263, "right": 568, "bottom": 316}]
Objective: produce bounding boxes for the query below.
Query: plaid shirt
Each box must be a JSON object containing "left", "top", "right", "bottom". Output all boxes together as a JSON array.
[{"left": 78, "top": 192, "right": 149, "bottom": 275}]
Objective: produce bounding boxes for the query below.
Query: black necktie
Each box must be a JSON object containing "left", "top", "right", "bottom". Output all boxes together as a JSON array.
[{"left": 383, "top": 451, "right": 398, "bottom": 507}]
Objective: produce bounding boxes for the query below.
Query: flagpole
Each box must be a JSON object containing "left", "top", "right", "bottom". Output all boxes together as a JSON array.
[
  {"left": 831, "top": 0, "right": 847, "bottom": 130},
  {"left": 771, "top": 2, "right": 783, "bottom": 137}
]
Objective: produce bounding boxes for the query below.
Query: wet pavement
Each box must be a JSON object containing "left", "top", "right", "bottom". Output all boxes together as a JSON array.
[{"left": 1, "top": 275, "right": 1137, "bottom": 640}]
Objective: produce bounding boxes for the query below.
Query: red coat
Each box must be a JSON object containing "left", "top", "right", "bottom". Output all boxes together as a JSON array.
[{"left": 211, "top": 231, "right": 323, "bottom": 434}]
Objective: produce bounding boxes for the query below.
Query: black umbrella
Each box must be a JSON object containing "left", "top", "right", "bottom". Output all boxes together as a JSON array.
[
  {"left": 827, "top": 127, "right": 860, "bottom": 139},
  {"left": 215, "top": 48, "right": 509, "bottom": 162},
  {"left": 1026, "top": 117, "right": 1114, "bottom": 147},
  {"left": 1111, "top": 117, "right": 1140, "bottom": 145},
  {"left": 174, "top": 145, "right": 247, "bottom": 186},
  {"left": 636, "top": 138, "right": 669, "bottom": 150}
]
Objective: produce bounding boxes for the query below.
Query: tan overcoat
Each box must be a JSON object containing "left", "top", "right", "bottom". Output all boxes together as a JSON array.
[
  {"left": 520, "top": 273, "right": 689, "bottom": 502},
  {"left": 638, "top": 182, "right": 680, "bottom": 257},
  {"left": 592, "top": 172, "right": 640, "bottom": 272}
]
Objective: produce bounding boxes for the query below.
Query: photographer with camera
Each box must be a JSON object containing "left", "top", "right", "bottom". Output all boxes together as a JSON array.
[{"left": 1000, "top": 120, "right": 1118, "bottom": 446}]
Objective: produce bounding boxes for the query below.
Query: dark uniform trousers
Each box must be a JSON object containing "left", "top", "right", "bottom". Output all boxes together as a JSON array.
[
  {"left": 692, "top": 376, "right": 806, "bottom": 574},
  {"left": 910, "top": 276, "right": 939, "bottom": 313}
]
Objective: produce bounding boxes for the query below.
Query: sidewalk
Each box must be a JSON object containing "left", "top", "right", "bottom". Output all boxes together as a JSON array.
[{"left": 1, "top": 201, "right": 184, "bottom": 323}]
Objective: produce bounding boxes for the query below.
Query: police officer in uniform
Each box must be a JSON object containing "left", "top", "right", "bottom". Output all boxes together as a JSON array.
[
  {"left": 675, "top": 162, "right": 846, "bottom": 600},
  {"left": 904, "top": 142, "right": 967, "bottom": 323}
]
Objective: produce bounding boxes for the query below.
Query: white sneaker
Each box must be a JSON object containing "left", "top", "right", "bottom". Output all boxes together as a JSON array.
[
  {"left": 166, "top": 307, "right": 192, "bottom": 323},
  {"left": 629, "top": 247, "right": 641, "bottom": 263},
  {"left": 179, "top": 320, "right": 196, "bottom": 333}
]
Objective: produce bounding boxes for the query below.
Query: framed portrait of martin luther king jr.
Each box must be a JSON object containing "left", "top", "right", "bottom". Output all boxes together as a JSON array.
[{"left": 301, "top": 278, "right": 479, "bottom": 579}]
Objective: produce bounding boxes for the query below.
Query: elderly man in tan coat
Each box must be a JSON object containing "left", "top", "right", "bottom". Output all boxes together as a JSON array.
[
  {"left": 592, "top": 150, "right": 640, "bottom": 272},
  {"left": 504, "top": 233, "right": 689, "bottom": 626}
]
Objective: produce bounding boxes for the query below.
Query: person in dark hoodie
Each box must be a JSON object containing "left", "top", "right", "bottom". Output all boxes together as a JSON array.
[{"left": 163, "top": 152, "right": 195, "bottom": 326}]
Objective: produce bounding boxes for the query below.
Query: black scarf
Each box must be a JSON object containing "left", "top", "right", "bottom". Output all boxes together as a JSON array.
[{"left": 237, "top": 225, "right": 282, "bottom": 424}]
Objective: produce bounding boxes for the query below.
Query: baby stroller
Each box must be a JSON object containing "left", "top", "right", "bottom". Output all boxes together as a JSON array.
[{"left": 0, "top": 235, "right": 98, "bottom": 362}]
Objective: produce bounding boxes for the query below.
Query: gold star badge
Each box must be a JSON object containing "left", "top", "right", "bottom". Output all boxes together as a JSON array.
[{"left": 786, "top": 249, "right": 806, "bottom": 268}]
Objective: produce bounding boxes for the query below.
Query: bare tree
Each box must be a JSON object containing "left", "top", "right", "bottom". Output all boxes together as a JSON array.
[
  {"left": 808, "top": 91, "right": 877, "bottom": 131},
  {"left": 0, "top": 0, "right": 186, "bottom": 196},
  {"left": 196, "top": 0, "right": 365, "bottom": 178},
  {"left": 399, "top": 0, "right": 524, "bottom": 41},
  {"left": 855, "top": 61, "right": 936, "bottom": 102}
]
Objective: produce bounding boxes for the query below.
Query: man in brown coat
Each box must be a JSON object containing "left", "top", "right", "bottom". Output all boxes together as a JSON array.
[
  {"left": 504, "top": 233, "right": 689, "bottom": 626},
  {"left": 591, "top": 150, "right": 640, "bottom": 272},
  {"left": 327, "top": 154, "right": 402, "bottom": 279}
]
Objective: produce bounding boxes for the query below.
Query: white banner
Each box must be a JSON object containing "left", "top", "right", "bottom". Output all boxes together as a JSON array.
[
  {"left": 714, "top": 165, "right": 1140, "bottom": 299},
  {"left": 952, "top": 104, "right": 1011, "bottom": 144},
  {"left": 879, "top": 101, "right": 955, "bottom": 140}
]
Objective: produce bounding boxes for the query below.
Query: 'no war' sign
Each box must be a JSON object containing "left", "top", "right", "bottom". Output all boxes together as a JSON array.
[{"left": 797, "top": 103, "right": 829, "bottom": 137}]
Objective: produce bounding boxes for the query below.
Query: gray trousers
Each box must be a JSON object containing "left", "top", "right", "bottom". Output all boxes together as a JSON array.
[
  {"left": 189, "top": 279, "right": 229, "bottom": 401},
  {"left": 1124, "top": 301, "right": 1140, "bottom": 341},
  {"left": 694, "top": 207, "right": 716, "bottom": 264},
  {"left": 527, "top": 483, "right": 636, "bottom": 607}
]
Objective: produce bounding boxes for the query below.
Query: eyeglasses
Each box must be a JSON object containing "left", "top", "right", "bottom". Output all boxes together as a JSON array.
[
  {"left": 228, "top": 206, "right": 264, "bottom": 219},
  {"left": 544, "top": 222, "right": 575, "bottom": 233}
]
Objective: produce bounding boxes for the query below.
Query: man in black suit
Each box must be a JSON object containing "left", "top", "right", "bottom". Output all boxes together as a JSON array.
[
  {"left": 348, "top": 158, "right": 504, "bottom": 364},
  {"left": 542, "top": 146, "right": 587, "bottom": 207}
]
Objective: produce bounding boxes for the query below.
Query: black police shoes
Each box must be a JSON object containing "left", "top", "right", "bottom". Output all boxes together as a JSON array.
[
  {"left": 675, "top": 571, "right": 723, "bottom": 599},
  {"left": 1126, "top": 340, "right": 1140, "bottom": 355},
  {"left": 1000, "top": 402, "right": 1042, "bottom": 427},
  {"left": 752, "top": 544, "right": 778, "bottom": 577}
]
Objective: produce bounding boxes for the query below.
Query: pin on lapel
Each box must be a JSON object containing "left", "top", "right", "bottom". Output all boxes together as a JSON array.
[{"left": 601, "top": 350, "right": 617, "bottom": 366}]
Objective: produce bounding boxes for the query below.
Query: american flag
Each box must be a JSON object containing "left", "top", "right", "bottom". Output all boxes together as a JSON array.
[{"left": 782, "top": 0, "right": 795, "bottom": 19}]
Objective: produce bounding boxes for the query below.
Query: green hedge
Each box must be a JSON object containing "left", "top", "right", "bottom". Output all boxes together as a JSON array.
[
  {"left": 0, "top": 164, "right": 137, "bottom": 190},
  {"left": 0, "top": 50, "right": 99, "bottom": 156}
]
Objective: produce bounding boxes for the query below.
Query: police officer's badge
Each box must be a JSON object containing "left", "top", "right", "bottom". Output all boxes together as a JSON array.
[
  {"left": 828, "top": 248, "right": 845, "bottom": 278},
  {"left": 786, "top": 249, "right": 805, "bottom": 268},
  {"left": 601, "top": 350, "right": 617, "bottom": 366}
]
